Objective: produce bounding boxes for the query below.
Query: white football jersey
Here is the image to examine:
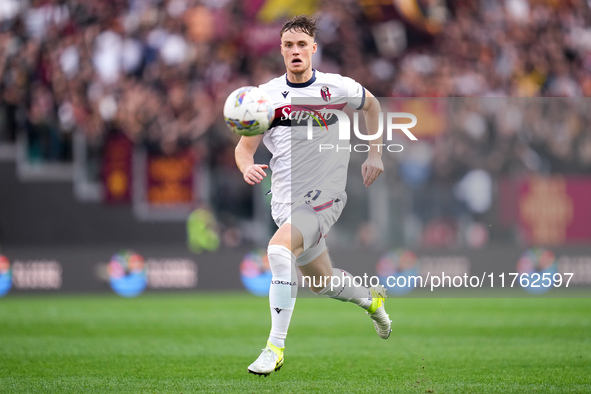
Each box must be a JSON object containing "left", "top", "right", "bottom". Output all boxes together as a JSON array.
[{"left": 259, "top": 69, "right": 366, "bottom": 204}]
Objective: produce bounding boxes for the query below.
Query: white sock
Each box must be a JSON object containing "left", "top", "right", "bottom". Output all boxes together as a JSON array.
[
  {"left": 317, "top": 268, "right": 372, "bottom": 310},
  {"left": 267, "top": 245, "right": 297, "bottom": 349}
]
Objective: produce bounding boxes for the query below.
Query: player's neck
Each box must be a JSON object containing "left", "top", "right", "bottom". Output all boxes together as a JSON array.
[{"left": 286, "top": 69, "right": 314, "bottom": 85}]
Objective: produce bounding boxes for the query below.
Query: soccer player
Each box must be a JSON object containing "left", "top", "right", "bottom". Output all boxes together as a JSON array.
[{"left": 234, "top": 15, "right": 391, "bottom": 376}]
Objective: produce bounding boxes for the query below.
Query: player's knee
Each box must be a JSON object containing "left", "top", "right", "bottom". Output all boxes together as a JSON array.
[
  {"left": 269, "top": 224, "right": 304, "bottom": 256},
  {"left": 267, "top": 244, "right": 294, "bottom": 276},
  {"left": 269, "top": 229, "right": 290, "bottom": 249}
]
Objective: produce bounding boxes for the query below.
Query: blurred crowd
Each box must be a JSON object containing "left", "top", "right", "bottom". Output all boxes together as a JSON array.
[
  {"left": 1, "top": 0, "right": 589, "bottom": 160},
  {"left": 389, "top": 97, "right": 591, "bottom": 248},
  {"left": 409, "top": 98, "right": 591, "bottom": 186},
  {"left": 394, "top": 0, "right": 591, "bottom": 98},
  {"left": 1, "top": 0, "right": 591, "bottom": 231}
]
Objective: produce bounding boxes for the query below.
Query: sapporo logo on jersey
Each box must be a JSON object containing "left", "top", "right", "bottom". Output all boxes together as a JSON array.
[{"left": 282, "top": 100, "right": 418, "bottom": 153}]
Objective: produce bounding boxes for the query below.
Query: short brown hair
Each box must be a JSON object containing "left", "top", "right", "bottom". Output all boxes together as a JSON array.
[{"left": 280, "top": 15, "right": 317, "bottom": 39}]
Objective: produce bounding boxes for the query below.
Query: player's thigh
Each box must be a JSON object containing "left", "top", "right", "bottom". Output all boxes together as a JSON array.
[{"left": 291, "top": 192, "right": 347, "bottom": 252}]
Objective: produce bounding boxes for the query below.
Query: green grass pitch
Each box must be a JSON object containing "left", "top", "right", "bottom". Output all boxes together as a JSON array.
[{"left": 0, "top": 293, "right": 589, "bottom": 393}]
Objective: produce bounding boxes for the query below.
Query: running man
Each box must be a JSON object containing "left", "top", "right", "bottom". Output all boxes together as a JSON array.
[{"left": 234, "top": 15, "right": 391, "bottom": 376}]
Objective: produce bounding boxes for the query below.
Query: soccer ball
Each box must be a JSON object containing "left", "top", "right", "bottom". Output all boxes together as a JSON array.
[{"left": 223, "top": 86, "right": 274, "bottom": 136}]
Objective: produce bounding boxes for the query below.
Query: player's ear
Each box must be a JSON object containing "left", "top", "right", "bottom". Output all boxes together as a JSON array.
[{"left": 312, "top": 42, "right": 317, "bottom": 54}]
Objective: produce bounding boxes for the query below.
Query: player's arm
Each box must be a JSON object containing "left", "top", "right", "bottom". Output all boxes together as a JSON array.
[
  {"left": 360, "top": 90, "right": 384, "bottom": 188},
  {"left": 235, "top": 134, "right": 268, "bottom": 185}
]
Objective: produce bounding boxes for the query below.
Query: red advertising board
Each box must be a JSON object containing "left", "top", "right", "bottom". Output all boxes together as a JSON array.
[
  {"left": 102, "top": 132, "right": 133, "bottom": 203},
  {"left": 502, "top": 177, "right": 591, "bottom": 245},
  {"left": 146, "top": 149, "right": 195, "bottom": 206}
]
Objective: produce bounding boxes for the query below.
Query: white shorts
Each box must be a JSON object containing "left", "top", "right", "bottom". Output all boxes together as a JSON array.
[{"left": 271, "top": 190, "right": 347, "bottom": 266}]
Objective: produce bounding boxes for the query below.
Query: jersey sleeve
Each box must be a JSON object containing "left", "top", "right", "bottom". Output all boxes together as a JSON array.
[
  {"left": 258, "top": 80, "right": 282, "bottom": 130},
  {"left": 342, "top": 76, "right": 366, "bottom": 110}
]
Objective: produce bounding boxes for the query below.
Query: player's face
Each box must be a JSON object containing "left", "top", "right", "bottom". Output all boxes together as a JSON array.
[{"left": 280, "top": 30, "right": 317, "bottom": 78}]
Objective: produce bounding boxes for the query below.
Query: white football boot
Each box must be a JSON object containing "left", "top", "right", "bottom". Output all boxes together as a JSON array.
[
  {"left": 247, "top": 341, "right": 284, "bottom": 376},
  {"left": 366, "top": 285, "right": 392, "bottom": 339}
]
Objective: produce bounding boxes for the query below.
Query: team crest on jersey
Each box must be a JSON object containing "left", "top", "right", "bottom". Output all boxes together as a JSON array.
[{"left": 320, "top": 85, "right": 331, "bottom": 102}]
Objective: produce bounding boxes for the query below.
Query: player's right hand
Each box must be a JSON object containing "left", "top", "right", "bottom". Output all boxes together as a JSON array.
[{"left": 243, "top": 164, "right": 268, "bottom": 185}]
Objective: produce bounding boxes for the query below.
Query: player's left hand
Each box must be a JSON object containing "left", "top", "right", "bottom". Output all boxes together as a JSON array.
[{"left": 361, "top": 156, "right": 384, "bottom": 188}]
